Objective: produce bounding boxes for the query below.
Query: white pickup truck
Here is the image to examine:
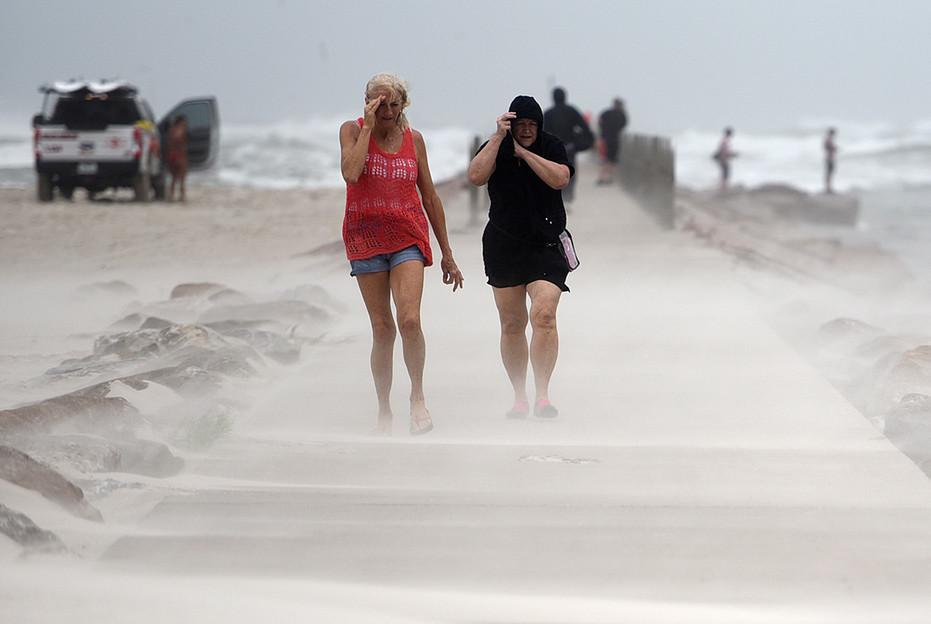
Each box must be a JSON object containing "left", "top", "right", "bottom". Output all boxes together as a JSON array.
[{"left": 33, "top": 80, "right": 219, "bottom": 201}]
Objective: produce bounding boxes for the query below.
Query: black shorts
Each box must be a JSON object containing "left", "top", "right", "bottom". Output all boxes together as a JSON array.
[{"left": 482, "top": 222, "right": 569, "bottom": 292}]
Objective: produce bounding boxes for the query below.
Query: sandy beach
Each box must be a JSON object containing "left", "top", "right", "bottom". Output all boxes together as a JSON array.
[{"left": 4, "top": 163, "right": 931, "bottom": 622}]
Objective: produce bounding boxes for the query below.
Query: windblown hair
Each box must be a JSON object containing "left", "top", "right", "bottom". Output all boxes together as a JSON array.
[{"left": 365, "top": 73, "right": 411, "bottom": 131}]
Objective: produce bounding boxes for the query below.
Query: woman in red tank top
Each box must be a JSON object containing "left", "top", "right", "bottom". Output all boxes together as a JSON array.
[{"left": 339, "top": 73, "right": 464, "bottom": 436}]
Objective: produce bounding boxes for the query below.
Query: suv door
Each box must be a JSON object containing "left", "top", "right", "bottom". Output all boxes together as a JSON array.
[{"left": 158, "top": 97, "right": 220, "bottom": 171}]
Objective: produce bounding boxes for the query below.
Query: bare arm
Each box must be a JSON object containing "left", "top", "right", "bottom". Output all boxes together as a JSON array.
[
  {"left": 468, "top": 112, "right": 513, "bottom": 186},
  {"left": 414, "top": 130, "right": 464, "bottom": 291},
  {"left": 513, "top": 142, "right": 571, "bottom": 189},
  {"left": 339, "top": 96, "right": 383, "bottom": 184}
]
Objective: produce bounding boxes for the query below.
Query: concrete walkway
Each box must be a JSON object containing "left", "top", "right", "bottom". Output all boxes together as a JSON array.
[{"left": 96, "top": 165, "right": 931, "bottom": 622}]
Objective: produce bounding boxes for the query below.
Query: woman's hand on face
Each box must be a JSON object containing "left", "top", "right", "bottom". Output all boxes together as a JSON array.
[
  {"left": 362, "top": 95, "right": 383, "bottom": 130},
  {"left": 496, "top": 112, "right": 515, "bottom": 138}
]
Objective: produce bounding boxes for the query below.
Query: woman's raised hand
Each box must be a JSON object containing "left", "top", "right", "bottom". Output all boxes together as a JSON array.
[
  {"left": 362, "top": 95, "right": 384, "bottom": 130},
  {"left": 496, "top": 112, "right": 515, "bottom": 137}
]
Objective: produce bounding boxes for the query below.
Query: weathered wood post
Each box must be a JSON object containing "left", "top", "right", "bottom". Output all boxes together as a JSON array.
[{"left": 618, "top": 133, "right": 676, "bottom": 228}]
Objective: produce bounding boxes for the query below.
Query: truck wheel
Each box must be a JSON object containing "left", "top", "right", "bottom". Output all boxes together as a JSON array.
[
  {"left": 133, "top": 171, "right": 151, "bottom": 202},
  {"left": 37, "top": 173, "right": 53, "bottom": 202}
]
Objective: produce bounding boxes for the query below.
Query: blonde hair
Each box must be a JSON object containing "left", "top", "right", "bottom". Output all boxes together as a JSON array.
[{"left": 365, "top": 73, "right": 411, "bottom": 131}]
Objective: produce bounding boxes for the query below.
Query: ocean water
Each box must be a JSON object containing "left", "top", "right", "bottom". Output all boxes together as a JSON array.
[{"left": 4, "top": 114, "right": 931, "bottom": 281}]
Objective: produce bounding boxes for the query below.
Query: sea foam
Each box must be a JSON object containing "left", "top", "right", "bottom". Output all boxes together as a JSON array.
[{"left": 5, "top": 113, "right": 931, "bottom": 192}]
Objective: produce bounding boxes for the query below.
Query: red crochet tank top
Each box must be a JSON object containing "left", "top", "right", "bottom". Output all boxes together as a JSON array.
[{"left": 342, "top": 119, "right": 433, "bottom": 266}]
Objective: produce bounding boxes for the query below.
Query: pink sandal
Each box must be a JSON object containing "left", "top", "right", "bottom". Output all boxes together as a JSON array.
[
  {"left": 506, "top": 400, "right": 530, "bottom": 419},
  {"left": 534, "top": 399, "right": 559, "bottom": 419}
]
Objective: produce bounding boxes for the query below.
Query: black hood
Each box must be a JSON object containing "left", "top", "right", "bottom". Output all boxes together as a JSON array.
[{"left": 508, "top": 95, "right": 544, "bottom": 132}]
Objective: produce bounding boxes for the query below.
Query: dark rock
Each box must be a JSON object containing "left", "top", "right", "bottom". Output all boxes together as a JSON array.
[
  {"left": 94, "top": 324, "right": 247, "bottom": 360},
  {"left": 110, "top": 312, "right": 145, "bottom": 330},
  {"left": 16, "top": 431, "right": 185, "bottom": 479},
  {"left": 169, "top": 282, "right": 228, "bottom": 299},
  {"left": 74, "top": 477, "right": 144, "bottom": 500},
  {"left": 0, "top": 446, "right": 103, "bottom": 522},
  {"left": 0, "top": 503, "right": 67, "bottom": 553},
  {"left": 21, "top": 434, "right": 122, "bottom": 473},
  {"left": 115, "top": 438, "right": 185, "bottom": 477},
  {"left": 884, "top": 346, "right": 931, "bottom": 391},
  {"left": 855, "top": 333, "right": 929, "bottom": 361},
  {"left": 885, "top": 393, "right": 931, "bottom": 476},
  {"left": 139, "top": 316, "right": 175, "bottom": 330},
  {"left": 0, "top": 393, "right": 138, "bottom": 437},
  {"left": 814, "top": 318, "right": 883, "bottom": 345},
  {"left": 93, "top": 328, "right": 163, "bottom": 359},
  {"left": 205, "top": 324, "right": 302, "bottom": 364},
  {"left": 116, "top": 365, "right": 223, "bottom": 397},
  {"left": 207, "top": 288, "right": 252, "bottom": 306}
]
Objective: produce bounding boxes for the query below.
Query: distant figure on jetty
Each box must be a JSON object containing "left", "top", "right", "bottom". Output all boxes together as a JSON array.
[
  {"left": 165, "top": 115, "right": 188, "bottom": 202},
  {"left": 713, "top": 127, "right": 737, "bottom": 192},
  {"left": 823, "top": 127, "right": 838, "bottom": 194},
  {"left": 468, "top": 95, "right": 573, "bottom": 421},
  {"left": 339, "top": 72, "right": 464, "bottom": 437},
  {"left": 597, "top": 97, "right": 628, "bottom": 185},
  {"left": 544, "top": 87, "right": 593, "bottom": 205}
]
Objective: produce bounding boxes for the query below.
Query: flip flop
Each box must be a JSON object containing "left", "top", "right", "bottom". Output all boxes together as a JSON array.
[{"left": 410, "top": 411, "right": 433, "bottom": 435}]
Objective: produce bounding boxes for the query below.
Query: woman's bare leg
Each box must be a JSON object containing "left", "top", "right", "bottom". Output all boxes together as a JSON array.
[
  {"left": 526, "top": 280, "right": 562, "bottom": 405},
  {"left": 493, "top": 285, "right": 530, "bottom": 406},
  {"left": 356, "top": 271, "right": 396, "bottom": 433},
  {"left": 389, "top": 260, "right": 432, "bottom": 433}
]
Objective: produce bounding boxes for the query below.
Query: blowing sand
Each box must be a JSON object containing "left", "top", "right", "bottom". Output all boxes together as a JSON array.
[{"left": 4, "top": 168, "right": 931, "bottom": 623}]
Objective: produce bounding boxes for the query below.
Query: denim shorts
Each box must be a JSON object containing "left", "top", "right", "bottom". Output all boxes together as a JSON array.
[{"left": 349, "top": 245, "right": 426, "bottom": 276}]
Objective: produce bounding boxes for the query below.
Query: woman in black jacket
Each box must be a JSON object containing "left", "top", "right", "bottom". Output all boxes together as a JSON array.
[{"left": 468, "top": 95, "right": 573, "bottom": 420}]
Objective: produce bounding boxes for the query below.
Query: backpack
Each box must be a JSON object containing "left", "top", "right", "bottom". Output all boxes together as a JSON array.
[{"left": 572, "top": 119, "right": 595, "bottom": 152}]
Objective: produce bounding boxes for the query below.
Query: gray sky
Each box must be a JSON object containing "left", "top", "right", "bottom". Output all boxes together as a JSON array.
[{"left": 2, "top": 0, "right": 929, "bottom": 135}]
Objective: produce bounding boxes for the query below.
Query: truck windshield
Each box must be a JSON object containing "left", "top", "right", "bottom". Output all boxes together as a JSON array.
[{"left": 49, "top": 97, "right": 143, "bottom": 130}]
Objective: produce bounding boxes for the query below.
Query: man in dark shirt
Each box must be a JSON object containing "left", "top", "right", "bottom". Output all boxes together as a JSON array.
[
  {"left": 597, "top": 98, "right": 628, "bottom": 185},
  {"left": 543, "top": 87, "right": 593, "bottom": 204}
]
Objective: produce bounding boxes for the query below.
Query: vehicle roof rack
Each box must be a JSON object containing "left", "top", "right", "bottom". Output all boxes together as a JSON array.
[{"left": 39, "top": 79, "right": 138, "bottom": 95}]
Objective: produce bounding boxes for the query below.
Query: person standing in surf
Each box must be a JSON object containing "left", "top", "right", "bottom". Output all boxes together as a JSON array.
[
  {"left": 468, "top": 95, "right": 573, "bottom": 420},
  {"left": 339, "top": 73, "right": 464, "bottom": 436},
  {"left": 713, "top": 127, "right": 737, "bottom": 192}
]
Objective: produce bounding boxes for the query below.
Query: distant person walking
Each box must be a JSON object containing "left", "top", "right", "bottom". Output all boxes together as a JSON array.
[
  {"left": 543, "top": 87, "right": 593, "bottom": 205},
  {"left": 165, "top": 115, "right": 188, "bottom": 202},
  {"left": 713, "top": 127, "right": 737, "bottom": 192},
  {"left": 597, "top": 97, "right": 628, "bottom": 185},
  {"left": 468, "top": 95, "right": 573, "bottom": 420},
  {"left": 339, "top": 73, "right": 464, "bottom": 436},
  {"left": 823, "top": 127, "right": 837, "bottom": 194}
]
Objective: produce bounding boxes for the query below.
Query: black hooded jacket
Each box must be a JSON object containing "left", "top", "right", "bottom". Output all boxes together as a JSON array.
[{"left": 482, "top": 95, "right": 574, "bottom": 244}]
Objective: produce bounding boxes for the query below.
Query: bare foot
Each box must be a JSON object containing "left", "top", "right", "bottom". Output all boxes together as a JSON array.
[
  {"left": 370, "top": 423, "right": 392, "bottom": 437},
  {"left": 370, "top": 412, "right": 393, "bottom": 437}
]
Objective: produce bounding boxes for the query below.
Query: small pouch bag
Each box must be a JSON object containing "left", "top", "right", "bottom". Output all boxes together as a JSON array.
[{"left": 557, "top": 229, "right": 580, "bottom": 271}]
